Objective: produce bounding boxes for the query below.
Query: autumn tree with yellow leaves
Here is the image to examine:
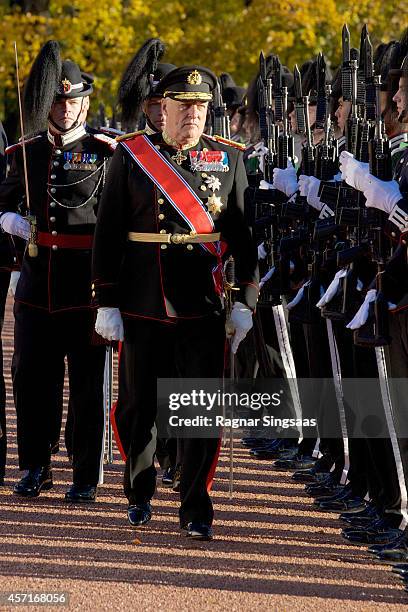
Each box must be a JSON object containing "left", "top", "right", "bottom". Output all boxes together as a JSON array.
[{"left": 0, "top": 0, "right": 404, "bottom": 135}]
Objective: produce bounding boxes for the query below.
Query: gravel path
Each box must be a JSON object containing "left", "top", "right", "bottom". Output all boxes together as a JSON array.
[{"left": 0, "top": 297, "right": 407, "bottom": 611}]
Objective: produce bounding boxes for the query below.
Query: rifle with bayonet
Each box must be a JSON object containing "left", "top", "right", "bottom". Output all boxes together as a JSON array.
[
  {"left": 258, "top": 52, "right": 277, "bottom": 182},
  {"left": 212, "top": 79, "right": 230, "bottom": 139},
  {"left": 354, "top": 73, "right": 393, "bottom": 347}
]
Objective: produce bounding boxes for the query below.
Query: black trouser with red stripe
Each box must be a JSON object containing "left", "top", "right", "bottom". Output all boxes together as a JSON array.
[
  {"left": 118, "top": 313, "right": 225, "bottom": 527},
  {"left": 12, "top": 302, "right": 105, "bottom": 486},
  {"left": 0, "top": 270, "right": 10, "bottom": 480}
]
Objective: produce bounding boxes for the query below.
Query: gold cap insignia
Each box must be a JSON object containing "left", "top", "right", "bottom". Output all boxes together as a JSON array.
[
  {"left": 61, "top": 78, "right": 72, "bottom": 93},
  {"left": 187, "top": 70, "right": 202, "bottom": 85}
]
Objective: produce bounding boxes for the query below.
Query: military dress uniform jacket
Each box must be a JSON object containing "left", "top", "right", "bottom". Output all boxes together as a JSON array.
[
  {"left": 0, "top": 128, "right": 113, "bottom": 312},
  {"left": 92, "top": 132, "right": 259, "bottom": 321}
]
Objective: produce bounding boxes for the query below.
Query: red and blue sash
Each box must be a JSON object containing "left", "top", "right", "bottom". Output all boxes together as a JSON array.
[{"left": 122, "top": 135, "right": 226, "bottom": 294}]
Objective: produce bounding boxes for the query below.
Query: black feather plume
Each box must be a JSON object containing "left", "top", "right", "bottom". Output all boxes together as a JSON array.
[
  {"left": 23, "top": 40, "right": 61, "bottom": 135},
  {"left": 118, "top": 38, "right": 165, "bottom": 126},
  {"left": 219, "top": 72, "right": 236, "bottom": 91}
]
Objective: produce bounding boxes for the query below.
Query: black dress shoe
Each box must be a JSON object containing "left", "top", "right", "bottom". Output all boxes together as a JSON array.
[
  {"left": 376, "top": 535, "right": 408, "bottom": 563},
  {"left": 13, "top": 466, "right": 53, "bottom": 497},
  {"left": 251, "top": 441, "right": 285, "bottom": 460},
  {"left": 162, "top": 466, "right": 176, "bottom": 487},
  {"left": 313, "top": 485, "right": 349, "bottom": 505},
  {"left": 127, "top": 502, "right": 152, "bottom": 526},
  {"left": 342, "top": 519, "right": 402, "bottom": 544},
  {"left": 392, "top": 563, "right": 408, "bottom": 576},
  {"left": 65, "top": 484, "right": 97, "bottom": 503},
  {"left": 340, "top": 502, "right": 379, "bottom": 523},
  {"left": 292, "top": 467, "right": 329, "bottom": 483},
  {"left": 186, "top": 522, "right": 213, "bottom": 541},
  {"left": 273, "top": 454, "right": 315, "bottom": 471},
  {"left": 306, "top": 474, "right": 340, "bottom": 497},
  {"left": 319, "top": 495, "right": 365, "bottom": 513}
]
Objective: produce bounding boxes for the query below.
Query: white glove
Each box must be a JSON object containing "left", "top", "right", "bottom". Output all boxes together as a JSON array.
[
  {"left": 287, "top": 280, "right": 311, "bottom": 310},
  {"left": 363, "top": 175, "right": 403, "bottom": 214},
  {"left": 346, "top": 289, "right": 377, "bottom": 329},
  {"left": 298, "top": 175, "right": 323, "bottom": 211},
  {"left": 95, "top": 307, "right": 124, "bottom": 341},
  {"left": 8, "top": 271, "right": 20, "bottom": 297},
  {"left": 272, "top": 160, "right": 298, "bottom": 197},
  {"left": 342, "top": 155, "right": 370, "bottom": 192},
  {"left": 316, "top": 269, "right": 348, "bottom": 308},
  {"left": 338, "top": 150, "right": 354, "bottom": 176},
  {"left": 258, "top": 242, "right": 267, "bottom": 260},
  {"left": 259, "top": 265, "right": 275, "bottom": 289},
  {"left": 228, "top": 301, "right": 253, "bottom": 354},
  {"left": 259, "top": 179, "right": 274, "bottom": 190},
  {"left": 0, "top": 212, "right": 30, "bottom": 240}
]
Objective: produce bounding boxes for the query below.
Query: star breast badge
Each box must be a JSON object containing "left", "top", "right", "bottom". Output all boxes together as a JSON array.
[{"left": 207, "top": 193, "right": 223, "bottom": 215}]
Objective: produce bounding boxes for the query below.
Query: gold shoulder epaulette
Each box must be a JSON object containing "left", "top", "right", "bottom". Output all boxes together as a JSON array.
[
  {"left": 207, "top": 134, "right": 246, "bottom": 151},
  {"left": 116, "top": 130, "right": 146, "bottom": 142}
]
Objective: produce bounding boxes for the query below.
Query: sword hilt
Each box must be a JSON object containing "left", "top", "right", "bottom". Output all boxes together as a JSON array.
[{"left": 26, "top": 214, "right": 38, "bottom": 258}]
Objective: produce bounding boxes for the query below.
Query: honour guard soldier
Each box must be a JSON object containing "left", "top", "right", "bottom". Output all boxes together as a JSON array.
[
  {"left": 117, "top": 39, "right": 176, "bottom": 135},
  {"left": 0, "top": 41, "right": 115, "bottom": 501},
  {"left": 92, "top": 64, "right": 258, "bottom": 540}
]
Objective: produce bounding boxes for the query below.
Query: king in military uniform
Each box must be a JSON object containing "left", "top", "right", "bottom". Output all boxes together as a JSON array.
[{"left": 92, "top": 64, "right": 259, "bottom": 540}]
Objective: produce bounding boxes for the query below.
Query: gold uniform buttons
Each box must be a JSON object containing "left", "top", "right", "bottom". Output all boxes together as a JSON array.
[
  {"left": 50, "top": 187, "right": 56, "bottom": 194},
  {"left": 50, "top": 174, "right": 56, "bottom": 180},
  {"left": 187, "top": 244, "right": 193, "bottom": 251},
  {"left": 158, "top": 213, "right": 165, "bottom": 220},
  {"left": 51, "top": 231, "right": 57, "bottom": 236},
  {"left": 200, "top": 185, "right": 206, "bottom": 191},
  {"left": 159, "top": 229, "right": 167, "bottom": 234},
  {"left": 50, "top": 202, "right": 56, "bottom": 208},
  {"left": 53, "top": 161, "right": 59, "bottom": 167},
  {"left": 201, "top": 172, "right": 207, "bottom": 178},
  {"left": 91, "top": 291, "right": 96, "bottom": 298},
  {"left": 155, "top": 145, "right": 161, "bottom": 150},
  {"left": 91, "top": 283, "right": 95, "bottom": 290},
  {"left": 161, "top": 244, "right": 167, "bottom": 250},
  {"left": 158, "top": 198, "right": 164, "bottom": 205},
  {"left": 52, "top": 245, "right": 58, "bottom": 251},
  {"left": 50, "top": 217, "right": 56, "bottom": 223},
  {"left": 391, "top": 232, "right": 396, "bottom": 237}
]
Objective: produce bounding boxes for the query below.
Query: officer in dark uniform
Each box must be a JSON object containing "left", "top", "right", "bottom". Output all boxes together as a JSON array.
[
  {"left": 0, "top": 41, "right": 115, "bottom": 501},
  {"left": 92, "top": 64, "right": 258, "bottom": 540},
  {"left": 117, "top": 39, "right": 179, "bottom": 487}
]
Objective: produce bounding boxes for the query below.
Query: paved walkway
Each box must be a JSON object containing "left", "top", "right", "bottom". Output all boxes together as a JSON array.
[{"left": 0, "top": 297, "right": 407, "bottom": 611}]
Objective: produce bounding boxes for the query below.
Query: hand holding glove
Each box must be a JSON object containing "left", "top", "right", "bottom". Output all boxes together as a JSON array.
[
  {"left": 8, "top": 271, "right": 20, "bottom": 297},
  {"left": 0, "top": 212, "right": 30, "bottom": 240},
  {"left": 95, "top": 307, "right": 124, "bottom": 341},
  {"left": 363, "top": 176, "right": 403, "bottom": 214},
  {"left": 228, "top": 301, "right": 253, "bottom": 354},
  {"left": 272, "top": 160, "right": 298, "bottom": 197}
]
